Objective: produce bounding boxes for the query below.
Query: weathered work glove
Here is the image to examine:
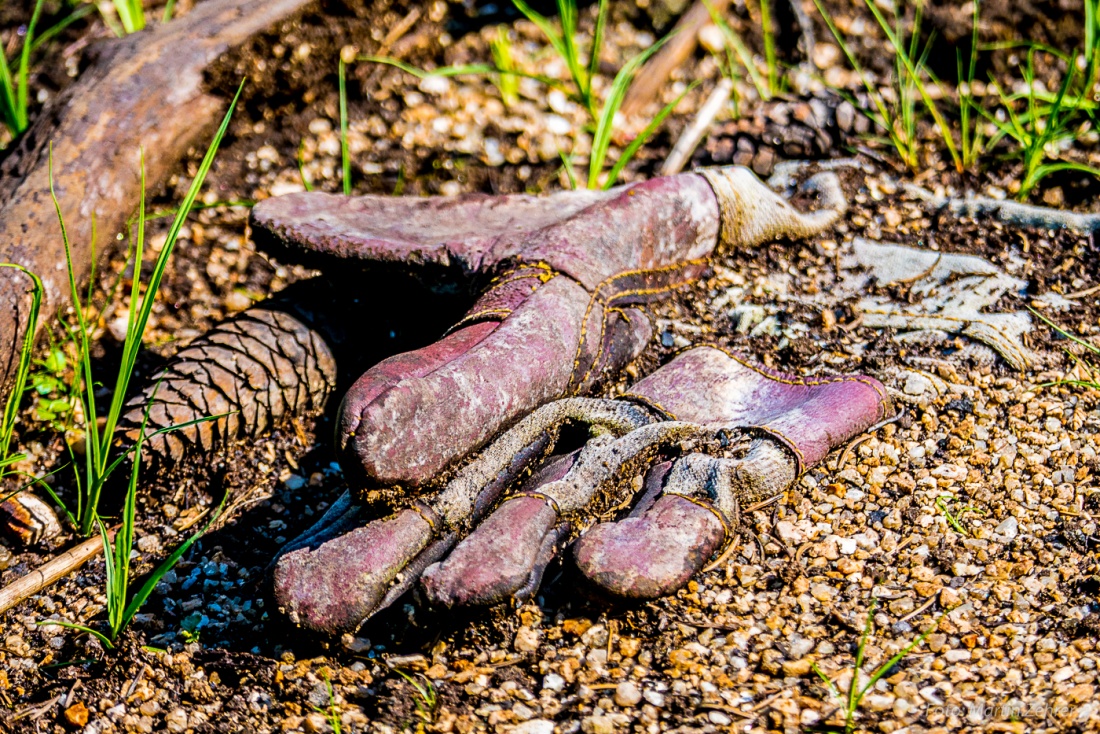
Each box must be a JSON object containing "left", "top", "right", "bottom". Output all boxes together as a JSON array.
[{"left": 241, "top": 166, "right": 852, "bottom": 633}]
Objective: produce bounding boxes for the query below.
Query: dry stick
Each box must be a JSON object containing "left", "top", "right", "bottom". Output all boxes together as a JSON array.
[
  {"left": 898, "top": 179, "right": 1100, "bottom": 233},
  {"left": 620, "top": 0, "right": 730, "bottom": 120},
  {"left": 661, "top": 77, "right": 733, "bottom": 175},
  {"left": 0, "top": 528, "right": 116, "bottom": 616},
  {"left": 364, "top": 7, "right": 422, "bottom": 87}
]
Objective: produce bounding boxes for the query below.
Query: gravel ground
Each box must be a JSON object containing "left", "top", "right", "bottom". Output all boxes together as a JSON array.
[{"left": 3, "top": 1, "right": 1100, "bottom": 732}]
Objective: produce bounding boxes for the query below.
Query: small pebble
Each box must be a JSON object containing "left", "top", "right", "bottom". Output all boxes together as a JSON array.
[{"left": 613, "top": 681, "right": 642, "bottom": 707}]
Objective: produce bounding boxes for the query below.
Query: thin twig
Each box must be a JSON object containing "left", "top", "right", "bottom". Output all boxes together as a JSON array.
[
  {"left": 898, "top": 596, "right": 937, "bottom": 624},
  {"left": 620, "top": 0, "right": 728, "bottom": 118},
  {"left": 0, "top": 529, "right": 117, "bottom": 616},
  {"left": 837, "top": 409, "right": 904, "bottom": 470},
  {"left": 661, "top": 77, "right": 733, "bottom": 175}
]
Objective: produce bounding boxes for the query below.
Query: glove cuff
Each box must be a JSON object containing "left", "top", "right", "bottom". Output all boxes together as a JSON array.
[{"left": 696, "top": 165, "right": 848, "bottom": 248}]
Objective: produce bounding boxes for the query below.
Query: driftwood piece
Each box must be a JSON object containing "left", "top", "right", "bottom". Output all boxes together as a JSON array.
[
  {"left": 0, "top": 0, "right": 315, "bottom": 396},
  {"left": 620, "top": 0, "right": 729, "bottom": 120}
]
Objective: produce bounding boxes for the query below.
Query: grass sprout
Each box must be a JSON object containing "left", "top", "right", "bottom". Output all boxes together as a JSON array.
[
  {"left": 935, "top": 495, "right": 985, "bottom": 536},
  {"left": 984, "top": 48, "right": 1100, "bottom": 200},
  {"left": 50, "top": 81, "right": 243, "bottom": 536},
  {"left": 704, "top": 0, "right": 768, "bottom": 101},
  {"left": 811, "top": 599, "right": 945, "bottom": 733},
  {"left": 0, "top": 0, "right": 45, "bottom": 138},
  {"left": 395, "top": 669, "right": 438, "bottom": 727},
  {"left": 812, "top": 0, "right": 962, "bottom": 172},
  {"left": 1032, "top": 307, "right": 1100, "bottom": 390}
]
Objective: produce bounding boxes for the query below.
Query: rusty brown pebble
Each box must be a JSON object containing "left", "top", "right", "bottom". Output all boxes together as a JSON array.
[
  {"left": 0, "top": 494, "right": 62, "bottom": 545},
  {"left": 63, "top": 702, "right": 89, "bottom": 728}
]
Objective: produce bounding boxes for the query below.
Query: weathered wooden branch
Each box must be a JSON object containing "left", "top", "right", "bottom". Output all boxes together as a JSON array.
[
  {"left": 0, "top": 0, "right": 315, "bottom": 399},
  {"left": 620, "top": 0, "right": 730, "bottom": 120}
]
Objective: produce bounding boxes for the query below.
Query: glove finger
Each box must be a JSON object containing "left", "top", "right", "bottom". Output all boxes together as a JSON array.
[
  {"left": 574, "top": 493, "right": 725, "bottom": 599},
  {"left": 249, "top": 188, "right": 612, "bottom": 271},
  {"left": 420, "top": 420, "right": 701, "bottom": 607},
  {"left": 272, "top": 504, "right": 437, "bottom": 633},
  {"left": 577, "top": 345, "right": 893, "bottom": 599},
  {"left": 341, "top": 280, "right": 655, "bottom": 488},
  {"left": 420, "top": 452, "right": 578, "bottom": 607}
]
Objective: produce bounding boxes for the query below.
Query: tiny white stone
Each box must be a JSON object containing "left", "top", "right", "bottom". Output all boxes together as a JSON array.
[
  {"left": 542, "top": 673, "right": 565, "bottom": 692},
  {"left": 512, "top": 719, "right": 554, "bottom": 734},
  {"left": 996, "top": 516, "right": 1019, "bottom": 539},
  {"left": 944, "top": 649, "right": 971, "bottom": 662},
  {"left": 904, "top": 372, "right": 934, "bottom": 396}
]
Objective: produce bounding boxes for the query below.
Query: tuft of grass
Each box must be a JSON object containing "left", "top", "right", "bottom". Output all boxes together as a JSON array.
[
  {"left": 812, "top": 0, "right": 962, "bottom": 172},
  {"left": 395, "top": 669, "right": 438, "bottom": 728},
  {"left": 956, "top": 0, "right": 986, "bottom": 171},
  {"left": 934, "top": 495, "right": 984, "bottom": 536},
  {"left": 704, "top": 0, "right": 767, "bottom": 102},
  {"left": 1032, "top": 307, "right": 1100, "bottom": 390},
  {"left": 98, "top": 0, "right": 145, "bottom": 36},
  {"left": 39, "top": 416, "right": 228, "bottom": 649},
  {"left": 311, "top": 673, "right": 342, "bottom": 733},
  {"left": 984, "top": 48, "right": 1100, "bottom": 200},
  {"left": 811, "top": 599, "right": 945, "bottom": 734},
  {"left": 50, "top": 81, "right": 243, "bottom": 536},
  {"left": 0, "top": 0, "right": 45, "bottom": 138},
  {"left": 512, "top": 0, "right": 608, "bottom": 121},
  {"left": 0, "top": 265, "right": 43, "bottom": 479},
  {"left": 490, "top": 26, "right": 520, "bottom": 107},
  {"left": 362, "top": 0, "right": 686, "bottom": 190}
]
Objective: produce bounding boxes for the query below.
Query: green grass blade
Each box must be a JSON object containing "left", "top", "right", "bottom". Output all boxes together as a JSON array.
[
  {"left": 556, "top": 0, "right": 583, "bottom": 93},
  {"left": 588, "top": 0, "right": 608, "bottom": 87},
  {"left": 50, "top": 144, "right": 102, "bottom": 534},
  {"left": 512, "top": 0, "right": 569, "bottom": 68},
  {"left": 588, "top": 37, "right": 669, "bottom": 188},
  {"left": 15, "top": 0, "right": 45, "bottom": 131},
  {"left": 858, "top": 613, "right": 945, "bottom": 699},
  {"left": 162, "top": 0, "right": 177, "bottom": 23},
  {"left": 297, "top": 139, "right": 314, "bottom": 191},
  {"left": 848, "top": 600, "right": 876, "bottom": 719},
  {"left": 0, "top": 264, "right": 43, "bottom": 461},
  {"left": 121, "top": 489, "right": 228, "bottom": 630},
  {"left": 339, "top": 58, "right": 350, "bottom": 196},
  {"left": 37, "top": 619, "right": 114, "bottom": 649},
  {"left": 0, "top": 48, "right": 18, "bottom": 136},
  {"left": 32, "top": 4, "right": 95, "bottom": 52},
  {"left": 603, "top": 81, "right": 698, "bottom": 188},
  {"left": 1030, "top": 307, "right": 1100, "bottom": 355},
  {"left": 97, "top": 518, "right": 118, "bottom": 631},
  {"left": 558, "top": 150, "right": 579, "bottom": 189},
  {"left": 99, "top": 81, "right": 243, "bottom": 455},
  {"left": 811, "top": 0, "right": 893, "bottom": 145},
  {"left": 756, "top": 0, "right": 777, "bottom": 94},
  {"left": 704, "top": 0, "right": 769, "bottom": 99},
  {"left": 1, "top": 467, "right": 76, "bottom": 529},
  {"left": 860, "top": 0, "right": 961, "bottom": 170}
]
